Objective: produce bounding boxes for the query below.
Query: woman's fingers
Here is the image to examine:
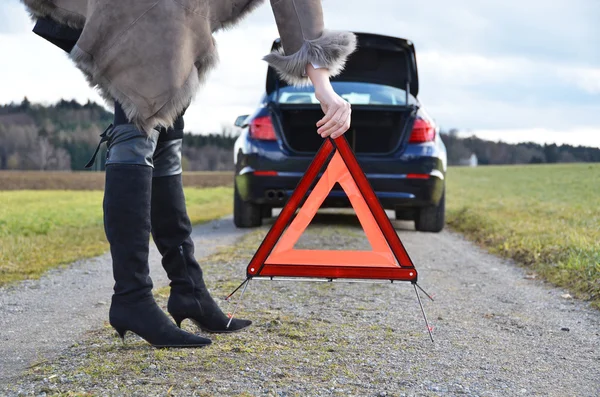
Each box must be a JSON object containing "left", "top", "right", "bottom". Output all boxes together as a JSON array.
[
  {"left": 327, "top": 108, "right": 351, "bottom": 139},
  {"left": 319, "top": 102, "right": 351, "bottom": 138},
  {"left": 316, "top": 104, "right": 331, "bottom": 128},
  {"left": 313, "top": 86, "right": 352, "bottom": 138},
  {"left": 318, "top": 106, "right": 346, "bottom": 137},
  {"left": 329, "top": 108, "right": 352, "bottom": 139},
  {"left": 317, "top": 104, "right": 341, "bottom": 133},
  {"left": 318, "top": 102, "right": 348, "bottom": 135},
  {"left": 316, "top": 114, "right": 327, "bottom": 128}
]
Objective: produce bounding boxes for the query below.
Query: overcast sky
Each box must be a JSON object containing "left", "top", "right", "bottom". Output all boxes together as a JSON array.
[{"left": 1, "top": 0, "right": 599, "bottom": 146}]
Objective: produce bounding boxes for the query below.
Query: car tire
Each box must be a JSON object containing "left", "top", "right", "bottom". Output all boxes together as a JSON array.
[
  {"left": 415, "top": 190, "right": 445, "bottom": 233},
  {"left": 394, "top": 208, "right": 414, "bottom": 221},
  {"left": 234, "top": 183, "right": 262, "bottom": 228},
  {"left": 261, "top": 205, "right": 273, "bottom": 219}
]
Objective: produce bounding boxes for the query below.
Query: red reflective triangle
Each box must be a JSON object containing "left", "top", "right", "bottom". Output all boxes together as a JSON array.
[
  {"left": 266, "top": 152, "right": 396, "bottom": 267},
  {"left": 246, "top": 136, "right": 417, "bottom": 282}
]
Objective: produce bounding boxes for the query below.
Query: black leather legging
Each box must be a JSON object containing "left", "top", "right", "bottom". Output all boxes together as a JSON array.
[
  {"left": 113, "top": 101, "right": 186, "bottom": 136},
  {"left": 109, "top": 101, "right": 186, "bottom": 177}
]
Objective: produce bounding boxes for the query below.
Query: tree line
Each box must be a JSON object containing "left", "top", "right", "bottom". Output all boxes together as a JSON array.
[
  {"left": 1, "top": 99, "right": 599, "bottom": 171},
  {"left": 440, "top": 130, "right": 600, "bottom": 165},
  {"left": 0, "top": 99, "right": 237, "bottom": 171}
]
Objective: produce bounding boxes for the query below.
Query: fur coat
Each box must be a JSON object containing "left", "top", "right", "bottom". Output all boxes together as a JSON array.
[{"left": 22, "top": 0, "right": 357, "bottom": 132}]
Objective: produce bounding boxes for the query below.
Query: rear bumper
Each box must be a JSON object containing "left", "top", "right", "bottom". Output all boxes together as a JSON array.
[
  {"left": 235, "top": 164, "right": 445, "bottom": 210},
  {"left": 234, "top": 135, "right": 446, "bottom": 210}
]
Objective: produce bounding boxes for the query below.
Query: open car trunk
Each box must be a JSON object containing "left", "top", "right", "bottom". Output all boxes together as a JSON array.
[
  {"left": 274, "top": 105, "right": 415, "bottom": 155},
  {"left": 267, "top": 33, "right": 419, "bottom": 97},
  {"left": 266, "top": 32, "right": 420, "bottom": 155}
]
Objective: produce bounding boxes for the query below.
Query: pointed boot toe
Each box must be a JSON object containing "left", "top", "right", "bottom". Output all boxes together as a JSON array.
[
  {"left": 168, "top": 291, "right": 252, "bottom": 334},
  {"left": 151, "top": 327, "right": 212, "bottom": 348},
  {"left": 222, "top": 318, "right": 253, "bottom": 333}
]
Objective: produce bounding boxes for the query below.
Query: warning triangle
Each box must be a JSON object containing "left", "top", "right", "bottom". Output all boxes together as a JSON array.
[
  {"left": 266, "top": 151, "right": 396, "bottom": 266},
  {"left": 246, "top": 136, "right": 418, "bottom": 282}
]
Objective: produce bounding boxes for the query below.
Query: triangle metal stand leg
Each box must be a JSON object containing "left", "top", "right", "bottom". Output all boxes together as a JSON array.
[
  {"left": 415, "top": 282, "right": 435, "bottom": 302},
  {"left": 226, "top": 278, "right": 251, "bottom": 329},
  {"left": 413, "top": 283, "right": 434, "bottom": 343},
  {"left": 226, "top": 278, "right": 250, "bottom": 301}
]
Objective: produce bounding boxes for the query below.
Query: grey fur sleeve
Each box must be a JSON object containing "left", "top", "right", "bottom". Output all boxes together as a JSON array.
[
  {"left": 263, "top": 30, "right": 357, "bottom": 85},
  {"left": 264, "top": 0, "right": 357, "bottom": 85}
]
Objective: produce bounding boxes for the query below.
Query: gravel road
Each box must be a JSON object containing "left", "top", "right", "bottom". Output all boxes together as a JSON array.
[
  {"left": 0, "top": 216, "right": 248, "bottom": 383},
  {"left": 1, "top": 211, "right": 599, "bottom": 396}
]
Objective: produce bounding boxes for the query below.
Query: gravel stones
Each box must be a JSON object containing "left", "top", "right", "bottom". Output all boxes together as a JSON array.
[{"left": 2, "top": 217, "right": 599, "bottom": 396}]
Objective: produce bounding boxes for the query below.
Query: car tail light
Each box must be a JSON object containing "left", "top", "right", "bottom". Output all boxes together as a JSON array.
[
  {"left": 409, "top": 118, "right": 435, "bottom": 143},
  {"left": 254, "top": 170, "right": 278, "bottom": 176},
  {"left": 406, "top": 174, "right": 430, "bottom": 179},
  {"left": 249, "top": 115, "right": 277, "bottom": 141}
]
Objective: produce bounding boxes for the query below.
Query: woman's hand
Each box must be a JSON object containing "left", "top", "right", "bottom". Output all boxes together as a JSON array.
[{"left": 306, "top": 64, "right": 351, "bottom": 139}]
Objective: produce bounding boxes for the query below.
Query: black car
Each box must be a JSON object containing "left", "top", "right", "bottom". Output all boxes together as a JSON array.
[{"left": 233, "top": 32, "right": 447, "bottom": 232}]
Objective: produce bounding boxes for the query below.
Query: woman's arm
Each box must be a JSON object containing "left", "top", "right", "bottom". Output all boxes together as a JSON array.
[
  {"left": 264, "top": 0, "right": 356, "bottom": 85},
  {"left": 306, "top": 63, "right": 351, "bottom": 139},
  {"left": 264, "top": 0, "right": 356, "bottom": 138}
]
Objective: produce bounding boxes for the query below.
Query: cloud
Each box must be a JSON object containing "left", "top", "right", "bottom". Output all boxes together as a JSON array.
[
  {"left": 322, "top": 0, "right": 600, "bottom": 65},
  {"left": 559, "top": 67, "right": 600, "bottom": 95},
  {"left": 0, "top": 0, "right": 31, "bottom": 34},
  {"left": 0, "top": 32, "right": 104, "bottom": 105},
  {"left": 417, "top": 52, "right": 600, "bottom": 132}
]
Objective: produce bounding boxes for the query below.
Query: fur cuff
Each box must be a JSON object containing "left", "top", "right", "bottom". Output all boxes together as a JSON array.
[
  {"left": 263, "top": 30, "right": 357, "bottom": 86},
  {"left": 22, "top": 0, "right": 85, "bottom": 29}
]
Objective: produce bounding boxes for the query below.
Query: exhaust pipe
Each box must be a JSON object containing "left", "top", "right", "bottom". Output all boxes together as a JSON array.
[{"left": 265, "top": 190, "right": 285, "bottom": 201}]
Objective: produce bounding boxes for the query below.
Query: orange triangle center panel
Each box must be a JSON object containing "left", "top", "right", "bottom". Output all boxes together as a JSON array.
[
  {"left": 246, "top": 137, "right": 417, "bottom": 282},
  {"left": 266, "top": 152, "right": 396, "bottom": 267}
]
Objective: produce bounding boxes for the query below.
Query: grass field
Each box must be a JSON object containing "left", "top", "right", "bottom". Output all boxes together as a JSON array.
[
  {"left": 0, "top": 187, "right": 233, "bottom": 286},
  {"left": 0, "top": 171, "right": 232, "bottom": 190},
  {"left": 3, "top": 165, "right": 599, "bottom": 309},
  {"left": 446, "top": 163, "right": 600, "bottom": 308}
]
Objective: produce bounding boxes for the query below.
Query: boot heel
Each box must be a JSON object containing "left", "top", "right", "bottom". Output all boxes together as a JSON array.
[
  {"left": 113, "top": 327, "right": 127, "bottom": 343},
  {"left": 171, "top": 315, "right": 186, "bottom": 328}
]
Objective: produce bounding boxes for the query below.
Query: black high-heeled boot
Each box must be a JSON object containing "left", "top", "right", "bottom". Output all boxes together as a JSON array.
[
  {"left": 102, "top": 122, "right": 211, "bottom": 348},
  {"left": 150, "top": 127, "right": 251, "bottom": 333}
]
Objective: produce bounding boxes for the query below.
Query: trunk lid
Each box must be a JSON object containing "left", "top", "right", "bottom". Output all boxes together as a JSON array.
[{"left": 266, "top": 32, "right": 419, "bottom": 97}]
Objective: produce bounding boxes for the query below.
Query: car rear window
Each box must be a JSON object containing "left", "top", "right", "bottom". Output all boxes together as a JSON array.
[{"left": 276, "top": 82, "right": 414, "bottom": 106}]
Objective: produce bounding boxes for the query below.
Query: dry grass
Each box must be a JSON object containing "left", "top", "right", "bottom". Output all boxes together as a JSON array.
[
  {"left": 0, "top": 187, "right": 233, "bottom": 285},
  {"left": 0, "top": 171, "right": 232, "bottom": 190},
  {"left": 446, "top": 163, "right": 600, "bottom": 308},
  {"left": 183, "top": 171, "right": 233, "bottom": 188}
]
